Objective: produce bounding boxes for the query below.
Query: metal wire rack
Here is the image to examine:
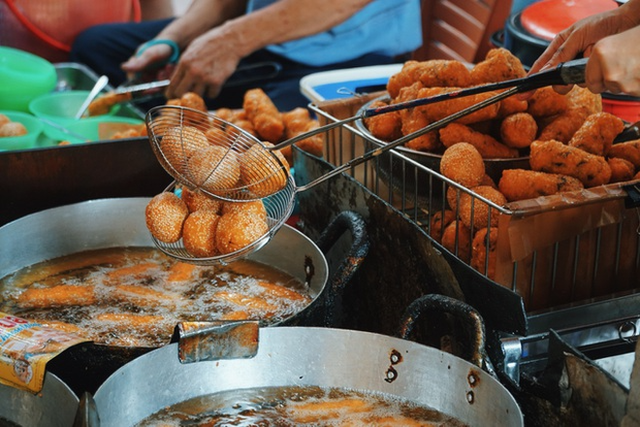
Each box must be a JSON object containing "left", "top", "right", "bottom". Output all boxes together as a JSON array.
[{"left": 309, "top": 96, "right": 640, "bottom": 313}]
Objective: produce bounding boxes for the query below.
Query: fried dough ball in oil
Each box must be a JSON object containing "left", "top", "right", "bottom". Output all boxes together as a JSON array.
[
  {"left": 440, "top": 142, "right": 485, "bottom": 188},
  {"left": 239, "top": 142, "right": 289, "bottom": 197},
  {"left": 189, "top": 145, "right": 241, "bottom": 194},
  {"left": 440, "top": 123, "right": 519, "bottom": 158},
  {"left": 530, "top": 139, "right": 611, "bottom": 187},
  {"left": 216, "top": 210, "right": 269, "bottom": 254},
  {"left": 569, "top": 112, "right": 625, "bottom": 156},
  {"left": 498, "top": 169, "right": 584, "bottom": 202},
  {"left": 500, "top": 113, "right": 537, "bottom": 149},
  {"left": 145, "top": 192, "right": 189, "bottom": 243},
  {"left": 181, "top": 186, "right": 223, "bottom": 213},
  {"left": 160, "top": 126, "right": 209, "bottom": 176},
  {"left": 458, "top": 185, "right": 506, "bottom": 230},
  {"left": 441, "top": 221, "right": 472, "bottom": 263},
  {"left": 182, "top": 209, "right": 221, "bottom": 257}
]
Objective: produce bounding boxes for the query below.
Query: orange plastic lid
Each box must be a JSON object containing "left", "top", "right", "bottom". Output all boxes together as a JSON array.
[{"left": 521, "top": 0, "right": 617, "bottom": 41}]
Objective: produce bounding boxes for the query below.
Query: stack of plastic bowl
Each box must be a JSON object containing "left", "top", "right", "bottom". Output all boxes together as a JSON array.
[{"left": 0, "top": 46, "right": 57, "bottom": 112}]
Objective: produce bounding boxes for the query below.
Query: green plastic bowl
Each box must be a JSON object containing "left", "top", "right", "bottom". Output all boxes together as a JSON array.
[
  {"left": 0, "top": 111, "right": 44, "bottom": 151},
  {"left": 29, "top": 90, "right": 121, "bottom": 127},
  {"left": 0, "top": 47, "right": 57, "bottom": 112},
  {"left": 44, "top": 116, "right": 144, "bottom": 144}
]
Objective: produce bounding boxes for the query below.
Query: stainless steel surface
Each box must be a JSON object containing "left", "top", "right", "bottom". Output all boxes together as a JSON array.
[
  {"left": 75, "top": 75, "right": 109, "bottom": 119},
  {"left": 114, "top": 79, "right": 170, "bottom": 96},
  {"left": 0, "top": 198, "right": 329, "bottom": 327},
  {"left": 0, "top": 372, "right": 78, "bottom": 427},
  {"left": 92, "top": 327, "right": 524, "bottom": 427}
]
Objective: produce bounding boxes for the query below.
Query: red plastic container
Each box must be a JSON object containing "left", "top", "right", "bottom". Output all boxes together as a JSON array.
[{"left": 601, "top": 93, "right": 640, "bottom": 123}]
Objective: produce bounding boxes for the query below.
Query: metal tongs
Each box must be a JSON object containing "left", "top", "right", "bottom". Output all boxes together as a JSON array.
[{"left": 269, "top": 58, "right": 589, "bottom": 189}]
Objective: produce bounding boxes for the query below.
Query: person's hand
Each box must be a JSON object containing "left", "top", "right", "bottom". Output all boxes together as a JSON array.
[
  {"left": 585, "top": 25, "right": 640, "bottom": 96},
  {"left": 121, "top": 41, "right": 176, "bottom": 83},
  {"left": 166, "top": 27, "right": 245, "bottom": 99}
]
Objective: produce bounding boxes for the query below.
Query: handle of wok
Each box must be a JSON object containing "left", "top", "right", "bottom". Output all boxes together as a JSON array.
[
  {"left": 295, "top": 86, "right": 519, "bottom": 193},
  {"left": 363, "top": 57, "right": 588, "bottom": 118},
  {"left": 397, "top": 294, "right": 487, "bottom": 370},
  {"left": 315, "top": 211, "right": 370, "bottom": 327}
]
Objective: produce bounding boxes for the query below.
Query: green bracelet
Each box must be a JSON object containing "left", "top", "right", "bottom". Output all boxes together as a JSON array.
[{"left": 136, "top": 39, "right": 180, "bottom": 64}]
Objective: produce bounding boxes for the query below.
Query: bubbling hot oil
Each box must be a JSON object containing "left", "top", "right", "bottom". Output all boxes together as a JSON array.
[
  {"left": 135, "top": 386, "right": 468, "bottom": 426},
  {"left": 0, "top": 247, "right": 312, "bottom": 347}
]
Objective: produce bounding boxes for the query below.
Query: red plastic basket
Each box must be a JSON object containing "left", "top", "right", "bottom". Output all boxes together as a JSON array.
[{"left": 0, "top": 0, "right": 141, "bottom": 62}]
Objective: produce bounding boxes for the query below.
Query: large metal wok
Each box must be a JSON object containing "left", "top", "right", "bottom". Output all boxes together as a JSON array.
[
  {"left": 0, "top": 198, "right": 342, "bottom": 394},
  {"left": 0, "top": 372, "right": 78, "bottom": 427},
  {"left": 90, "top": 321, "right": 523, "bottom": 426}
]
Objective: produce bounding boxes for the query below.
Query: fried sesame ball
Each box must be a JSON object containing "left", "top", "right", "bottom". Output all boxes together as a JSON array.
[
  {"left": 458, "top": 185, "right": 507, "bottom": 230},
  {"left": 220, "top": 200, "right": 268, "bottom": 221},
  {"left": 182, "top": 210, "right": 221, "bottom": 257},
  {"left": 180, "top": 186, "right": 223, "bottom": 213},
  {"left": 440, "top": 142, "right": 485, "bottom": 188},
  {"left": 215, "top": 210, "right": 269, "bottom": 255},
  {"left": 0, "top": 122, "right": 28, "bottom": 137},
  {"left": 239, "top": 142, "right": 289, "bottom": 197},
  {"left": 159, "top": 126, "right": 209, "bottom": 176},
  {"left": 145, "top": 192, "right": 189, "bottom": 243},
  {"left": 188, "top": 145, "right": 241, "bottom": 194}
]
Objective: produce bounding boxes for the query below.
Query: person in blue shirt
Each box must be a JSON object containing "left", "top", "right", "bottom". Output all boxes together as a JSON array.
[{"left": 70, "top": 0, "right": 421, "bottom": 110}]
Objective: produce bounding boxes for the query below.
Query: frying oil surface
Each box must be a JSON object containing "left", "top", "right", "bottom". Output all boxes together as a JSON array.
[
  {"left": 136, "top": 386, "right": 467, "bottom": 426},
  {"left": 0, "top": 248, "right": 311, "bottom": 347}
]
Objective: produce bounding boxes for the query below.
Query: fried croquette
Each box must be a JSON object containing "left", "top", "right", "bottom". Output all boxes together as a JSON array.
[
  {"left": 568, "top": 112, "right": 625, "bottom": 156},
  {"left": 159, "top": 126, "right": 209, "bottom": 176},
  {"left": 239, "top": 141, "right": 289, "bottom": 197},
  {"left": 17, "top": 285, "right": 96, "bottom": 309},
  {"left": 458, "top": 185, "right": 506, "bottom": 229},
  {"left": 538, "top": 107, "right": 589, "bottom": 143},
  {"left": 440, "top": 142, "right": 485, "bottom": 187},
  {"left": 500, "top": 112, "right": 537, "bottom": 149},
  {"left": 608, "top": 157, "right": 636, "bottom": 183},
  {"left": 189, "top": 145, "right": 241, "bottom": 194},
  {"left": 471, "top": 227, "right": 497, "bottom": 279},
  {"left": 497, "top": 93, "right": 529, "bottom": 117},
  {"left": 429, "top": 209, "right": 456, "bottom": 243},
  {"left": 243, "top": 88, "right": 285, "bottom": 142},
  {"left": 527, "top": 86, "right": 569, "bottom": 118},
  {"left": 281, "top": 107, "right": 324, "bottom": 162},
  {"left": 0, "top": 122, "right": 27, "bottom": 137},
  {"left": 145, "top": 192, "right": 189, "bottom": 243},
  {"left": 608, "top": 139, "right": 640, "bottom": 168},
  {"left": 181, "top": 186, "right": 223, "bottom": 213},
  {"left": 498, "top": 169, "right": 584, "bottom": 202},
  {"left": 387, "top": 59, "right": 472, "bottom": 98},
  {"left": 0, "top": 113, "right": 10, "bottom": 127},
  {"left": 215, "top": 210, "right": 269, "bottom": 254},
  {"left": 363, "top": 100, "right": 402, "bottom": 141},
  {"left": 441, "top": 221, "right": 472, "bottom": 263},
  {"left": 415, "top": 86, "right": 501, "bottom": 125},
  {"left": 182, "top": 209, "right": 221, "bottom": 257},
  {"left": 401, "top": 108, "right": 441, "bottom": 152},
  {"left": 439, "top": 123, "right": 519, "bottom": 158},
  {"left": 469, "top": 48, "right": 527, "bottom": 85},
  {"left": 88, "top": 91, "right": 132, "bottom": 116},
  {"left": 529, "top": 139, "right": 612, "bottom": 187},
  {"left": 566, "top": 85, "right": 602, "bottom": 115}
]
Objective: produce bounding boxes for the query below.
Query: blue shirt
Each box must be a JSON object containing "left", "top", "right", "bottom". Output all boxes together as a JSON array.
[{"left": 245, "top": 0, "right": 422, "bottom": 66}]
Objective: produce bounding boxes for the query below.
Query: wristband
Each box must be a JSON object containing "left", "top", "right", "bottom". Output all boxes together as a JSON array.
[{"left": 136, "top": 39, "right": 180, "bottom": 64}]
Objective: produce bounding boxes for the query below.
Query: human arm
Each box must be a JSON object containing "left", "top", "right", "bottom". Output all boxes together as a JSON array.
[{"left": 168, "top": 0, "right": 373, "bottom": 98}]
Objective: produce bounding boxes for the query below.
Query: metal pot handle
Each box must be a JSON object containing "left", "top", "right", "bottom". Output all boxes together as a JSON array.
[
  {"left": 315, "top": 211, "right": 370, "bottom": 326},
  {"left": 397, "top": 294, "right": 488, "bottom": 370}
]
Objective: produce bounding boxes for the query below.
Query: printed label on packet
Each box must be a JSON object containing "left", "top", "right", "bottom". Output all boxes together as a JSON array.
[{"left": 0, "top": 312, "right": 90, "bottom": 393}]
